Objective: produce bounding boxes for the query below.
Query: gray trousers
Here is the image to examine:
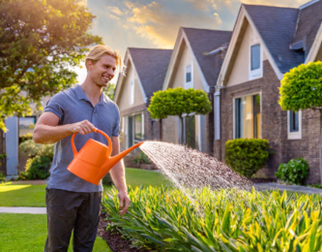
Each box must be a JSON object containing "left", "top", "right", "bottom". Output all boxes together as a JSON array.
[{"left": 44, "top": 188, "right": 102, "bottom": 252}]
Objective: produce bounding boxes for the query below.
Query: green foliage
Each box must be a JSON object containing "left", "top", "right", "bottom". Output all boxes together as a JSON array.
[
  {"left": 307, "top": 184, "right": 322, "bottom": 189},
  {"left": 103, "top": 186, "right": 322, "bottom": 251},
  {"left": 19, "top": 140, "right": 54, "bottom": 160},
  {"left": 148, "top": 87, "right": 212, "bottom": 119},
  {"left": 0, "top": 172, "right": 5, "bottom": 183},
  {"left": 275, "top": 158, "right": 309, "bottom": 185},
  {"left": 0, "top": 0, "right": 102, "bottom": 131},
  {"left": 103, "top": 82, "right": 116, "bottom": 100},
  {"left": 20, "top": 156, "right": 51, "bottom": 180},
  {"left": 133, "top": 152, "right": 150, "bottom": 164},
  {"left": 102, "top": 172, "right": 113, "bottom": 186},
  {"left": 19, "top": 133, "right": 33, "bottom": 144},
  {"left": 148, "top": 87, "right": 212, "bottom": 143},
  {"left": 225, "top": 138, "right": 270, "bottom": 178},
  {"left": 279, "top": 61, "right": 322, "bottom": 111}
]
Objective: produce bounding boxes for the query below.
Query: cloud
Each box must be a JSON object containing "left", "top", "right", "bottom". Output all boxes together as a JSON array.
[
  {"left": 110, "top": 6, "right": 123, "bottom": 16},
  {"left": 110, "top": 14, "right": 120, "bottom": 20},
  {"left": 241, "top": 0, "right": 307, "bottom": 7},
  {"left": 124, "top": 2, "right": 223, "bottom": 47},
  {"left": 213, "top": 13, "right": 222, "bottom": 24}
]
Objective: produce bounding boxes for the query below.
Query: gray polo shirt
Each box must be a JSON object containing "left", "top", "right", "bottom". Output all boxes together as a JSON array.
[{"left": 44, "top": 84, "right": 120, "bottom": 192}]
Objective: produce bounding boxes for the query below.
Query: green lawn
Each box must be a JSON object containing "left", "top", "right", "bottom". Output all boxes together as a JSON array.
[
  {"left": 0, "top": 183, "right": 47, "bottom": 207},
  {"left": 0, "top": 168, "right": 169, "bottom": 207},
  {"left": 0, "top": 213, "right": 111, "bottom": 252}
]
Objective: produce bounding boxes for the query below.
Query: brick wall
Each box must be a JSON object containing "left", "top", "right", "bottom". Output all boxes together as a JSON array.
[{"left": 215, "top": 60, "right": 322, "bottom": 183}]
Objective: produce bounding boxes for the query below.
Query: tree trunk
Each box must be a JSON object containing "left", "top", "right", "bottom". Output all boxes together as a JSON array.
[
  {"left": 159, "top": 119, "right": 162, "bottom": 141},
  {"left": 320, "top": 110, "right": 322, "bottom": 183}
]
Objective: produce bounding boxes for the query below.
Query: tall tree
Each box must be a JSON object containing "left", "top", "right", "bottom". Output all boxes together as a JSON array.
[
  {"left": 279, "top": 61, "right": 322, "bottom": 182},
  {"left": 0, "top": 0, "right": 102, "bottom": 130},
  {"left": 148, "top": 87, "right": 212, "bottom": 144}
]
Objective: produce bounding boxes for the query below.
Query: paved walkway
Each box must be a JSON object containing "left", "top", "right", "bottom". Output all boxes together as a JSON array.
[
  {"left": 0, "top": 207, "right": 46, "bottom": 214},
  {"left": 255, "top": 183, "right": 322, "bottom": 195}
]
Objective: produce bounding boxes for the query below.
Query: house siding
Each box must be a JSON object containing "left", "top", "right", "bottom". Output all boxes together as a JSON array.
[{"left": 215, "top": 60, "right": 321, "bottom": 183}]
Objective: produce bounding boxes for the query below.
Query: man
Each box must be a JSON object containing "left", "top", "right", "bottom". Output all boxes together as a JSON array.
[{"left": 33, "top": 44, "right": 130, "bottom": 252}]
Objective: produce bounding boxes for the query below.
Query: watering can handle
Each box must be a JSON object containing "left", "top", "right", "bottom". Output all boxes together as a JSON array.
[{"left": 71, "top": 128, "right": 113, "bottom": 158}]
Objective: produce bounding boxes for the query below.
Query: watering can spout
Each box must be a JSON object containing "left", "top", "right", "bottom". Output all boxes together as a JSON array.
[{"left": 99, "top": 141, "right": 144, "bottom": 179}]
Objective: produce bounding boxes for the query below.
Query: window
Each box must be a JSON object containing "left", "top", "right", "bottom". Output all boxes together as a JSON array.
[
  {"left": 134, "top": 114, "right": 144, "bottom": 142},
  {"left": 130, "top": 80, "right": 134, "bottom": 105},
  {"left": 288, "top": 110, "right": 302, "bottom": 139},
  {"left": 185, "top": 65, "right": 193, "bottom": 89},
  {"left": 126, "top": 113, "right": 144, "bottom": 147},
  {"left": 19, "top": 116, "right": 36, "bottom": 137},
  {"left": 234, "top": 94, "right": 261, "bottom": 139},
  {"left": 250, "top": 44, "right": 262, "bottom": 79}
]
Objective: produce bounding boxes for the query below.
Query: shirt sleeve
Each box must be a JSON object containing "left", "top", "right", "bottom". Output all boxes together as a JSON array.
[
  {"left": 112, "top": 104, "right": 120, "bottom": 137},
  {"left": 44, "top": 92, "right": 65, "bottom": 124}
]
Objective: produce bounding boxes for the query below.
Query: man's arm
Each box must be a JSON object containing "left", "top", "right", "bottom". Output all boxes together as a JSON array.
[
  {"left": 109, "top": 136, "right": 130, "bottom": 215},
  {"left": 33, "top": 112, "right": 96, "bottom": 144}
]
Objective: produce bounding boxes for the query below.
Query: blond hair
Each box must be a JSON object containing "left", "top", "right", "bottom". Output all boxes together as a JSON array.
[{"left": 85, "top": 44, "right": 123, "bottom": 74}]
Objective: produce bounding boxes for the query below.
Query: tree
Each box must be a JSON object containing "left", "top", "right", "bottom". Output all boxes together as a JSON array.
[
  {"left": 0, "top": 0, "right": 102, "bottom": 130},
  {"left": 279, "top": 61, "right": 322, "bottom": 182},
  {"left": 103, "top": 83, "right": 116, "bottom": 100},
  {"left": 148, "top": 87, "right": 212, "bottom": 144}
]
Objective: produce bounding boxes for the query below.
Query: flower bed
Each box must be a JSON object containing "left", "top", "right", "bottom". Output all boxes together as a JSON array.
[{"left": 103, "top": 186, "right": 322, "bottom": 251}]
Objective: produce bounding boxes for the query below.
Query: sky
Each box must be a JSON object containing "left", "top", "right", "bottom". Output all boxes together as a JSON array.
[{"left": 75, "top": 0, "right": 309, "bottom": 84}]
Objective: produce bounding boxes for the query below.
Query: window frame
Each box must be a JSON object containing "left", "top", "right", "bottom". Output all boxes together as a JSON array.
[
  {"left": 249, "top": 43, "right": 263, "bottom": 80},
  {"left": 184, "top": 63, "right": 193, "bottom": 89},
  {"left": 129, "top": 80, "right": 134, "bottom": 105},
  {"left": 233, "top": 92, "right": 262, "bottom": 139},
  {"left": 287, "top": 110, "right": 302, "bottom": 140}
]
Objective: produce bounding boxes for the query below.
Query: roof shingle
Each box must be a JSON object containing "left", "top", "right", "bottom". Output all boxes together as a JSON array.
[{"left": 128, "top": 48, "right": 172, "bottom": 98}]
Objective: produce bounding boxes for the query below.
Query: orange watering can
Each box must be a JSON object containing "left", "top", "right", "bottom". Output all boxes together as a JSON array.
[{"left": 67, "top": 129, "right": 144, "bottom": 185}]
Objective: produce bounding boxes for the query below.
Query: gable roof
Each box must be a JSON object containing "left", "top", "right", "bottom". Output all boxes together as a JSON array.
[
  {"left": 292, "top": 0, "right": 322, "bottom": 57},
  {"left": 182, "top": 28, "right": 232, "bottom": 87},
  {"left": 128, "top": 48, "right": 172, "bottom": 99},
  {"left": 244, "top": 5, "right": 304, "bottom": 73}
]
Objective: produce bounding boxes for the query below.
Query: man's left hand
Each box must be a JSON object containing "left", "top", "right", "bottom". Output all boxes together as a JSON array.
[{"left": 118, "top": 190, "right": 130, "bottom": 215}]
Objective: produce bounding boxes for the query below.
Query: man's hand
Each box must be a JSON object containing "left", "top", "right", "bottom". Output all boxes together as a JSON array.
[
  {"left": 71, "top": 120, "right": 97, "bottom": 135},
  {"left": 118, "top": 190, "right": 130, "bottom": 215}
]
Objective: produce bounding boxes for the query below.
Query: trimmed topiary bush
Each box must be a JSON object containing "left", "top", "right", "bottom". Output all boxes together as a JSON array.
[
  {"left": 275, "top": 158, "right": 309, "bottom": 185},
  {"left": 225, "top": 138, "right": 270, "bottom": 178}
]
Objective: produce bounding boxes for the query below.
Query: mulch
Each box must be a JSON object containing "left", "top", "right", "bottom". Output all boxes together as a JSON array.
[{"left": 97, "top": 212, "right": 150, "bottom": 252}]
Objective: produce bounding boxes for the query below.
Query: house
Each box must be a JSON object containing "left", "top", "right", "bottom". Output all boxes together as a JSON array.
[
  {"left": 215, "top": 0, "right": 322, "bottom": 183},
  {"left": 1, "top": 96, "right": 50, "bottom": 179},
  {"left": 114, "top": 48, "right": 172, "bottom": 163},
  {"left": 161, "top": 27, "right": 231, "bottom": 154}
]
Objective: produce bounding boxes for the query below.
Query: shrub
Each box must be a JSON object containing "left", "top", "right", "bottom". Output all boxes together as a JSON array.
[
  {"left": 22, "top": 156, "right": 51, "bottom": 180},
  {"left": 275, "top": 158, "right": 309, "bottom": 185},
  {"left": 133, "top": 152, "right": 150, "bottom": 164},
  {"left": 225, "top": 138, "right": 270, "bottom": 178},
  {"left": 0, "top": 172, "right": 6, "bottom": 183},
  {"left": 19, "top": 140, "right": 54, "bottom": 160},
  {"left": 102, "top": 173, "right": 113, "bottom": 186},
  {"left": 19, "top": 133, "right": 33, "bottom": 144}
]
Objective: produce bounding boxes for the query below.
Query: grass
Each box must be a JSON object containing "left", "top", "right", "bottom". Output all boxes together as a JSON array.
[
  {"left": 0, "top": 168, "right": 170, "bottom": 207},
  {"left": 0, "top": 183, "right": 46, "bottom": 207},
  {"left": 0, "top": 213, "right": 111, "bottom": 252}
]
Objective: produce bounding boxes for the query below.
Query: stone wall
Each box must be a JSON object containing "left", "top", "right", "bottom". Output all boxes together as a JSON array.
[{"left": 215, "top": 60, "right": 321, "bottom": 183}]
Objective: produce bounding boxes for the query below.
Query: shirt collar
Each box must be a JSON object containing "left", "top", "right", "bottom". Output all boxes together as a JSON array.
[{"left": 74, "top": 84, "right": 106, "bottom": 104}]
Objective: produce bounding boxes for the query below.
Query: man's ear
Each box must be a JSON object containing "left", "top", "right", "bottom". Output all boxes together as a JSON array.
[{"left": 86, "top": 60, "right": 93, "bottom": 71}]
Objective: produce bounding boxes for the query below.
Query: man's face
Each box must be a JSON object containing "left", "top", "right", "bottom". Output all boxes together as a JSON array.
[{"left": 87, "top": 54, "right": 117, "bottom": 88}]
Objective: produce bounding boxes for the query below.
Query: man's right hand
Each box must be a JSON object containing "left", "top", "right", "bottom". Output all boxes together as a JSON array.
[{"left": 71, "top": 120, "right": 97, "bottom": 135}]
